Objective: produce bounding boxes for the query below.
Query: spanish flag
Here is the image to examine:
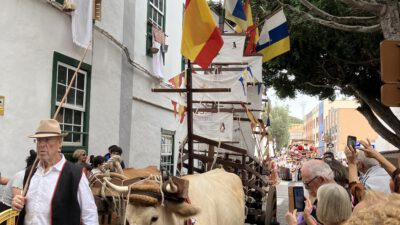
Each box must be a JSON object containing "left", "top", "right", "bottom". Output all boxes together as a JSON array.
[{"left": 181, "top": 0, "right": 224, "bottom": 69}]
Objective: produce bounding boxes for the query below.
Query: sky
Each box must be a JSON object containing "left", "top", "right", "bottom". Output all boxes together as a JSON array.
[{"left": 267, "top": 88, "right": 320, "bottom": 120}]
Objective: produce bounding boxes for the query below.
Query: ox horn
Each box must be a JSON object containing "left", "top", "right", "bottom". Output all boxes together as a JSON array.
[
  {"left": 164, "top": 178, "right": 178, "bottom": 194},
  {"left": 109, "top": 172, "right": 129, "bottom": 180},
  {"left": 103, "top": 177, "right": 129, "bottom": 193}
]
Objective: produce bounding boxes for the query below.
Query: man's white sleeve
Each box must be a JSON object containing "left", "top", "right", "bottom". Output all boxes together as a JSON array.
[{"left": 77, "top": 173, "right": 99, "bottom": 225}]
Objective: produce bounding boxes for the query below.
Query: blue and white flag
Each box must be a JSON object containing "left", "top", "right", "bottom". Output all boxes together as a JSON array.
[
  {"left": 256, "top": 9, "right": 290, "bottom": 62},
  {"left": 225, "top": 0, "right": 247, "bottom": 31}
]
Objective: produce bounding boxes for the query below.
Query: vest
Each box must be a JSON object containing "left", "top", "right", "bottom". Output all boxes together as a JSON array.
[{"left": 18, "top": 161, "right": 83, "bottom": 225}]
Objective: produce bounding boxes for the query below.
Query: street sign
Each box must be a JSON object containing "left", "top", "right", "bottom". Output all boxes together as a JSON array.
[
  {"left": 381, "top": 84, "right": 400, "bottom": 106},
  {"left": 380, "top": 40, "right": 400, "bottom": 83}
]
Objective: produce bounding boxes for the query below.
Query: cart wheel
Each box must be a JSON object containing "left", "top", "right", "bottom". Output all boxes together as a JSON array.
[{"left": 264, "top": 186, "right": 278, "bottom": 225}]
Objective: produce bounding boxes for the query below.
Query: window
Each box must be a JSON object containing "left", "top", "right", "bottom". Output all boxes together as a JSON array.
[
  {"left": 160, "top": 129, "right": 175, "bottom": 175},
  {"left": 146, "top": 0, "right": 166, "bottom": 55},
  {"left": 51, "top": 52, "right": 91, "bottom": 155},
  {"left": 149, "top": 0, "right": 165, "bottom": 29}
]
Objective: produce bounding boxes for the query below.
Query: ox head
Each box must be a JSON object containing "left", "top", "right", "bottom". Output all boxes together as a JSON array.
[{"left": 104, "top": 177, "right": 200, "bottom": 225}]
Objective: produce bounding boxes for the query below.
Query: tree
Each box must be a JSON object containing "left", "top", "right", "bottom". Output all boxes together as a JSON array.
[
  {"left": 250, "top": 0, "right": 400, "bottom": 148},
  {"left": 269, "top": 106, "right": 290, "bottom": 155}
]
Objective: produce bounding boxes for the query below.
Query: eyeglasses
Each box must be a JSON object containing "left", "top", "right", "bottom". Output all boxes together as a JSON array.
[{"left": 303, "top": 176, "right": 320, "bottom": 188}]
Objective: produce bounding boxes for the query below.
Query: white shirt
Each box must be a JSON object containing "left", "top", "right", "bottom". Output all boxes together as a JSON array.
[
  {"left": 1, "top": 170, "right": 24, "bottom": 206},
  {"left": 25, "top": 155, "right": 99, "bottom": 225},
  {"left": 360, "top": 165, "right": 392, "bottom": 194}
]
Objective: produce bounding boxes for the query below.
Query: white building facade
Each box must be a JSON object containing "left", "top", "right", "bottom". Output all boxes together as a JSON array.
[{"left": 1, "top": 0, "right": 186, "bottom": 177}]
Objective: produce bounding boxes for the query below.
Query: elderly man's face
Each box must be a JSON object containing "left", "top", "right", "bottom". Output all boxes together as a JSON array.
[
  {"left": 301, "top": 169, "right": 322, "bottom": 198},
  {"left": 36, "top": 136, "right": 62, "bottom": 164}
]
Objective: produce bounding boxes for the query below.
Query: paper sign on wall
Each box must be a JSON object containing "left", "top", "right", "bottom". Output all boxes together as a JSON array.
[{"left": 0, "top": 96, "right": 4, "bottom": 116}]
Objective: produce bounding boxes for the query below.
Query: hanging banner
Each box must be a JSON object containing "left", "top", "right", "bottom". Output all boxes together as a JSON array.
[
  {"left": 213, "top": 35, "right": 246, "bottom": 63},
  {"left": 247, "top": 85, "right": 262, "bottom": 113},
  {"left": 193, "top": 112, "right": 233, "bottom": 142},
  {"left": 242, "top": 55, "right": 263, "bottom": 82},
  {"left": 192, "top": 71, "right": 247, "bottom": 102},
  {"left": 0, "top": 96, "right": 4, "bottom": 116}
]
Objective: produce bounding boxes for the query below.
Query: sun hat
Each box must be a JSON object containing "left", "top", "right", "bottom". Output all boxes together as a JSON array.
[{"left": 29, "top": 119, "right": 68, "bottom": 138}]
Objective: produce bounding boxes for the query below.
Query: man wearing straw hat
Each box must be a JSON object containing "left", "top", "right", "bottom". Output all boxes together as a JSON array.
[{"left": 12, "top": 119, "right": 98, "bottom": 225}]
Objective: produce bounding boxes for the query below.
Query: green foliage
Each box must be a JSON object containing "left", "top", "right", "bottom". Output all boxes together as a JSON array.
[
  {"left": 269, "top": 106, "right": 290, "bottom": 152},
  {"left": 251, "top": 0, "right": 383, "bottom": 102}
]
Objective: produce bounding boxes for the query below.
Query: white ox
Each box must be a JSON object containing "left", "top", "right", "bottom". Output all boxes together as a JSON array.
[{"left": 107, "top": 168, "right": 245, "bottom": 225}]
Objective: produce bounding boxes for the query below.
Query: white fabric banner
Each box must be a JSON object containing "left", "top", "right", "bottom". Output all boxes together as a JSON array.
[
  {"left": 213, "top": 35, "right": 246, "bottom": 63},
  {"left": 193, "top": 113, "right": 233, "bottom": 141},
  {"left": 242, "top": 56, "right": 263, "bottom": 82},
  {"left": 247, "top": 85, "right": 262, "bottom": 114},
  {"left": 152, "top": 42, "right": 164, "bottom": 78},
  {"left": 71, "top": 0, "right": 93, "bottom": 49},
  {"left": 192, "top": 71, "right": 247, "bottom": 102}
]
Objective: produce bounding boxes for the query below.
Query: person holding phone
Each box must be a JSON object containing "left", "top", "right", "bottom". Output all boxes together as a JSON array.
[
  {"left": 286, "top": 183, "right": 352, "bottom": 225},
  {"left": 345, "top": 139, "right": 400, "bottom": 206},
  {"left": 356, "top": 150, "right": 391, "bottom": 194},
  {"left": 285, "top": 160, "right": 336, "bottom": 225}
]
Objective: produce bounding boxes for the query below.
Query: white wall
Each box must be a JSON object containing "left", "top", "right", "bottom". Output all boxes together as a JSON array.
[
  {"left": 88, "top": 0, "right": 186, "bottom": 170},
  {"left": 0, "top": 0, "right": 92, "bottom": 176}
]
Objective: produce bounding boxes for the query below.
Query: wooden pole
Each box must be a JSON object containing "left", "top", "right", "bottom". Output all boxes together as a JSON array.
[
  {"left": 187, "top": 60, "right": 194, "bottom": 174},
  {"left": 22, "top": 43, "right": 91, "bottom": 197}
]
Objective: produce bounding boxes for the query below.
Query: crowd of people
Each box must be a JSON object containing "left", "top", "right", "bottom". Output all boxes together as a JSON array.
[
  {"left": 2, "top": 118, "right": 400, "bottom": 225},
  {"left": 285, "top": 139, "right": 400, "bottom": 225},
  {"left": 0, "top": 119, "right": 127, "bottom": 225}
]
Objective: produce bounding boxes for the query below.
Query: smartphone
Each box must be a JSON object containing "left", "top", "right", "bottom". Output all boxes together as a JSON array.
[
  {"left": 347, "top": 135, "right": 357, "bottom": 150},
  {"left": 288, "top": 186, "right": 305, "bottom": 212}
]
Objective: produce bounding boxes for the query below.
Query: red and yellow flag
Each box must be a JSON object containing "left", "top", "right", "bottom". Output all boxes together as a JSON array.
[{"left": 181, "top": 0, "right": 224, "bottom": 68}]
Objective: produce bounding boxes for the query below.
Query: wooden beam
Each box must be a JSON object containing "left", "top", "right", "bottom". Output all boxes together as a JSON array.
[
  {"left": 211, "top": 62, "right": 248, "bottom": 66},
  {"left": 192, "top": 108, "right": 262, "bottom": 113},
  {"left": 192, "top": 67, "right": 245, "bottom": 72},
  {"left": 186, "top": 152, "right": 245, "bottom": 169},
  {"left": 193, "top": 141, "right": 240, "bottom": 144},
  {"left": 193, "top": 134, "right": 247, "bottom": 154},
  {"left": 243, "top": 180, "right": 266, "bottom": 196},
  {"left": 245, "top": 165, "right": 269, "bottom": 185},
  {"left": 247, "top": 82, "right": 263, "bottom": 86},
  {"left": 207, "top": 146, "right": 214, "bottom": 171},
  {"left": 234, "top": 117, "right": 264, "bottom": 123},
  {"left": 181, "top": 163, "right": 204, "bottom": 173},
  {"left": 152, "top": 88, "right": 231, "bottom": 93},
  {"left": 193, "top": 101, "right": 251, "bottom": 105}
]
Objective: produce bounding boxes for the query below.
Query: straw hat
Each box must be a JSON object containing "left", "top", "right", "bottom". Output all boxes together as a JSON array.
[{"left": 29, "top": 119, "right": 68, "bottom": 138}]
